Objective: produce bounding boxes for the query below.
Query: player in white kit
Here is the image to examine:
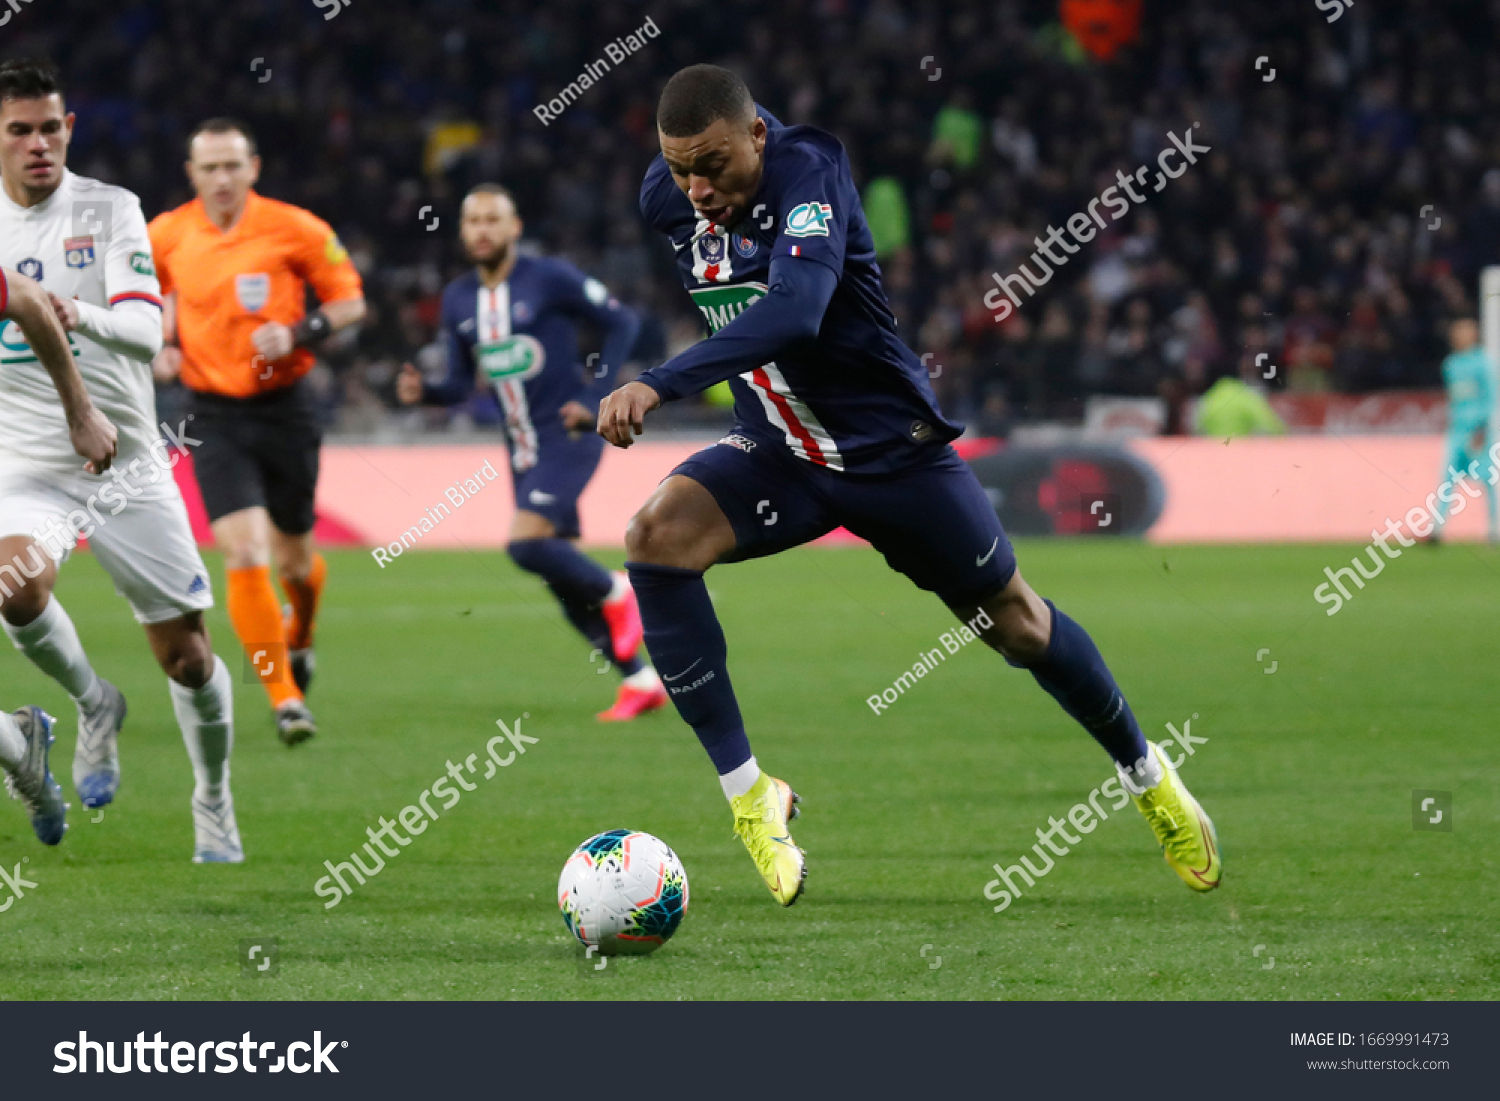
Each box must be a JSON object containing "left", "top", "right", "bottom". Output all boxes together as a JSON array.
[
  {"left": 0, "top": 264, "right": 116, "bottom": 844},
  {"left": 0, "top": 58, "right": 242, "bottom": 861}
]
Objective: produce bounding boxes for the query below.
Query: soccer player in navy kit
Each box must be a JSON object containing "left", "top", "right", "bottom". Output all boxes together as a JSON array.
[
  {"left": 599, "top": 65, "right": 1222, "bottom": 905},
  {"left": 399, "top": 185, "right": 668, "bottom": 722}
]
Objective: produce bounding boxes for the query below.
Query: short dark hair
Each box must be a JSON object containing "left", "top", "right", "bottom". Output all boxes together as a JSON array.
[
  {"left": 464, "top": 183, "right": 515, "bottom": 205},
  {"left": 0, "top": 58, "right": 62, "bottom": 104},
  {"left": 657, "top": 64, "right": 754, "bottom": 138},
  {"left": 187, "top": 117, "right": 258, "bottom": 158}
]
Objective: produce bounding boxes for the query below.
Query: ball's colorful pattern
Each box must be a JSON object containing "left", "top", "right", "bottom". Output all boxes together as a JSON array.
[{"left": 558, "top": 829, "right": 689, "bottom": 956}]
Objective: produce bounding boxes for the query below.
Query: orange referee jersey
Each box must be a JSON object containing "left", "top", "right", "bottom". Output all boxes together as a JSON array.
[{"left": 148, "top": 191, "right": 363, "bottom": 398}]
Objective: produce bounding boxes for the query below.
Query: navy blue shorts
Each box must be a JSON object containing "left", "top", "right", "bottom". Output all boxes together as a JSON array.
[
  {"left": 512, "top": 429, "right": 604, "bottom": 539},
  {"left": 671, "top": 435, "right": 1016, "bottom": 608}
]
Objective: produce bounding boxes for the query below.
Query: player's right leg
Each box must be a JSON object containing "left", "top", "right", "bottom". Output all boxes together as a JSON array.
[
  {"left": 0, "top": 705, "right": 68, "bottom": 844},
  {"left": 1428, "top": 437, "right": 1472, "bottom": 543},
  {"left": 506, "top": 435, "right": 666, "bottom": 722},
  {"left": 214, "top": 506, "right": 313, "bottom": 743},
  {"left": 0, "top": 500, "right": 127, "bottom": 811},
  {"left": 625, "top": 440, "right": 835, "bottom": 905}
]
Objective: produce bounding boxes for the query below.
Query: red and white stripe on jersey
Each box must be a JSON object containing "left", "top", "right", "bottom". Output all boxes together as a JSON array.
[
  {"left": 497, "top": 377, "right": 538, "bottom": 470},
  {"left": 744, "top": 363, "right": 844, "bottom": 471},
  {"left": 0, "top": 267, "right": 8, "bottom": 315},
  {"left": 478, "top": 282, "right": 538, "bottom": 471}
]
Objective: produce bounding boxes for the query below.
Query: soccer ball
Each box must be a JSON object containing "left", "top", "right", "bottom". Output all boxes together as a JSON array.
[{"left": 557, "top": 829, "right": 689, "bottom": 956}]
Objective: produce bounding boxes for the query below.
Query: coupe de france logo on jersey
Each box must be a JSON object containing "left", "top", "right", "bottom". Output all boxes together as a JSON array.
[
  {"left": 236, "top": 273, "right": 271, "bottom": 313},
  {"left": 784, "top": 201, "right": 833, "bottom": 238},
  {"left": 17, "top": 258, "right": 42, "bottom": 281}
]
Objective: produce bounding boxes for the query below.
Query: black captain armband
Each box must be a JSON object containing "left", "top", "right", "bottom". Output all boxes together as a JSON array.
[{"left": 292, "top": 310, "right": 334, "bottom": 348}]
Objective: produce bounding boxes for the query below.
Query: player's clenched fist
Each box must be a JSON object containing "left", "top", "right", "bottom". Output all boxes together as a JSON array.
[
  {"left": 596, "top": 381, "right": 661, "bottom": 448},
  {"left": 69, "top": 404, "right": 118, "bottom": 475}
]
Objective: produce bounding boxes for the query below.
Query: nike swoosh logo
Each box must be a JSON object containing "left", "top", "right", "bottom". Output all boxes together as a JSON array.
[
  {"left": 662, "top": 659, "right": 703, "bottom": 683},
  {"left": 976, "top": 536, "right": 1000, "bottom": 566}
]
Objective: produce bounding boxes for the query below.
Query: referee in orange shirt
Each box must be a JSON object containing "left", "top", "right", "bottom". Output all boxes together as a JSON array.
[{"left": 149, "top": 119, "right": 366, "bottom": 744}]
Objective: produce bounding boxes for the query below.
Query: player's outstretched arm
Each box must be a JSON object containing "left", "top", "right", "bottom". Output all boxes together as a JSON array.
[
  {"left": 597, "top": 381, "right": 662, "bottom": 448},
  {"left": 1, "top": 268, "right": 118, "bottom": 473},
  {"left": 633, "top": 255, "right": 837, "bottom": 404}
]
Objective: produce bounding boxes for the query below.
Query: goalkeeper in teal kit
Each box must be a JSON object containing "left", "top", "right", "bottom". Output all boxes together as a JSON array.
[{"left": 1431, "top": 318, "right": 1499, "bottom": 543}]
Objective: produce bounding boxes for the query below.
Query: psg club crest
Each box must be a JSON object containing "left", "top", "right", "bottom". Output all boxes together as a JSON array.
[
  {"left": 17, "top": 258, "right": 42, "bottom": 280},
  {"left": 732, "top": 232, "right": 758, "bottom": 258},
  {"left": 512, "top": 299, "right": 532, "bottom": 324},
  {"left": 64, "top": 237, "right": 96, "bottom": 269},
  {"left": 235, "top": 272, "right": 271, "bottom": 313}
]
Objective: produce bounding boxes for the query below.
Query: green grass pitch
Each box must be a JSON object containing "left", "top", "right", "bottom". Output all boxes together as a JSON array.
[{"left": 1, "top": 540, "right": 1495, "bottom": 1001}]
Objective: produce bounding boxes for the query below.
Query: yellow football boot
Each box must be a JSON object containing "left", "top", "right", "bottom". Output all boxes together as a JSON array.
[
  {"left": 1130, "top": 742, "right": 1222, "bottom": 891},
  {"left": 730, "top": 772, "right": 806, "bottom": 906}
]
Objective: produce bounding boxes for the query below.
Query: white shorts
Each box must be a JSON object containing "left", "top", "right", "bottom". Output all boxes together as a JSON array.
[{"left": 0, "top": 463, "right": 214, "bottom": 625}]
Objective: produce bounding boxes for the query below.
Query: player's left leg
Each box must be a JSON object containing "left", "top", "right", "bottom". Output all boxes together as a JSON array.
[
  {"left": 627, "top": 440, "right": 840, "bottom": 906},
  {"left": 839, "top": 446, "right": 1220, "bottom": 893},
  {"left": 1429, "top": 436, "right": 1473, "bottom": 543},
  {"left": 85, "top": 488, "right": 241, "bottom": 862},
  {"left": 272, "top": 529, "right": 324, "bottom": 695},
  {"left": 143, "top": 614, "right": 241, "bottom": 863},
  {"left": 507, "top": 436, "right": 665, "bottom": 721},
  {"left": 507, "top": 508, "right": 666, "bottom": 721}
]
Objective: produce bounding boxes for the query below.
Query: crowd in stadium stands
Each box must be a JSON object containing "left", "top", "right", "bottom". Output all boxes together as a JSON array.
[{"left": 11, "top": 0, "right": 1500, "bottom": 435}]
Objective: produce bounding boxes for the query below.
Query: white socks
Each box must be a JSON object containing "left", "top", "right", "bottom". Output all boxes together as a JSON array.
[
  {"left": 170, "top": 655, "right": 234, "bottom": 802},
  {"left": 623, "top": 666, "right": 660, "bottom": 690},
  {"left": 719, "top": 756, "right": 761, "bottom": 801},
  {"left": 1119, "top": 747, "right": 1165, "bottom": 794},
  {"left": 0, "top": 711, "right": 25, "bottom": 771},
  {"left": 4, "top": 597, "right": 104, "bottom": 712},
  {"left": 605, "top": 572, "right": 631, "bottom": 604}
]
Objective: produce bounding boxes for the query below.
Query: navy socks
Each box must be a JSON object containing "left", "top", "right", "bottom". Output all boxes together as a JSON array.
[
  {"left": 1025, "top": 600, "right": 1150, "bottom": 772},
  {"left": 625, "top": 561, "right": 752, "bottom": 774},
  {"left": 508, "top": 538, "right": 612, "bottom": 602},
  {"left": 617, "top": 552, "right": 1146, "bottom": 782},
  {"left": 508, "top": 538, "right": 642, "bottom": 675}
]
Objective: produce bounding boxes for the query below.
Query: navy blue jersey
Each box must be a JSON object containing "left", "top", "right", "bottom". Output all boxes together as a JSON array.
[
  {"left": 425, "top": 255, "right": 639, "bottom": 469},
  {"left": 638, "top": 106, "right": 960, "bottom": 474}
]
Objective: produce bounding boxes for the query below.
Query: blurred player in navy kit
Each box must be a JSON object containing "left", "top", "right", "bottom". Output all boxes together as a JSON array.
[
  {"left": 598, "top": 65, "right": 1222, "bottom": 905},
  {"left": 399, "top": 185, "right": 667, "bottom": 721}
]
